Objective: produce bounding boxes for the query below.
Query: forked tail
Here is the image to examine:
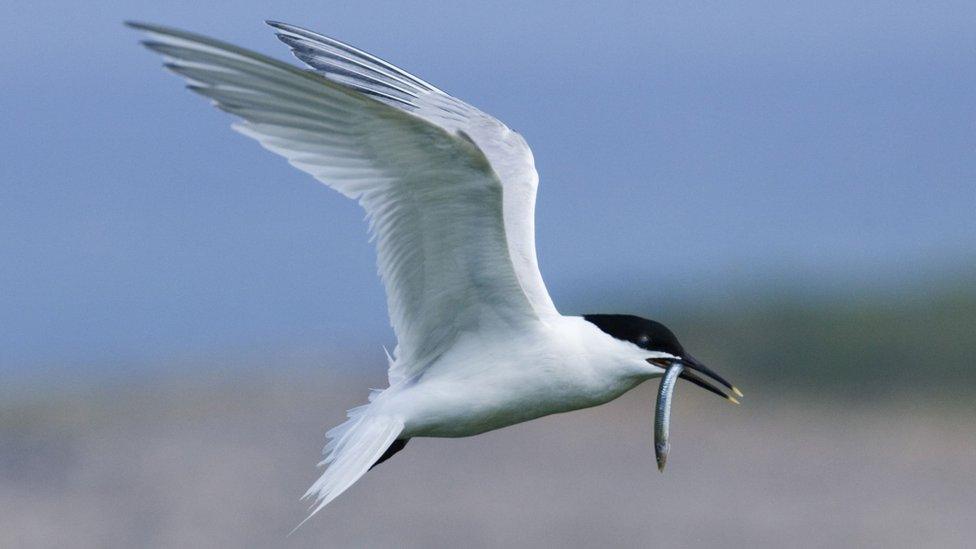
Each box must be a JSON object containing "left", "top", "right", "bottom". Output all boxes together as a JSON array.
[{"left": 291, "top": 403, "right": 404, "bottom": 533}]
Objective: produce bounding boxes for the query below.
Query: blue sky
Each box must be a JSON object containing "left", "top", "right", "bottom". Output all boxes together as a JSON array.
[{"left": 2, "top": 1, "right": 974, "bottom": 377}]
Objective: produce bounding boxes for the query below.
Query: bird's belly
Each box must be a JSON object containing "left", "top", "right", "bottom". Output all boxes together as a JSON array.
[{"left": 392, "top": 362, "right": 641, "bottom": 438}]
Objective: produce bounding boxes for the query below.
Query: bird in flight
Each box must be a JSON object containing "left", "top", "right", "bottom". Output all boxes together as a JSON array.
[{"left": 128, "top": 20, "right": 742, "bottom": 524}]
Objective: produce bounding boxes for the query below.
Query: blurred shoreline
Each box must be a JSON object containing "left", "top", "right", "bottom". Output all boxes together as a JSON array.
[{"left": 7, "top": 263, "right": 974, "bottom": 403}]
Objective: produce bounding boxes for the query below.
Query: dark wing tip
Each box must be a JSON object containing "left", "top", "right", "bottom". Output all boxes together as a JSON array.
[{"left": 124, "top": 21, "right": 174, "bottom": 34}]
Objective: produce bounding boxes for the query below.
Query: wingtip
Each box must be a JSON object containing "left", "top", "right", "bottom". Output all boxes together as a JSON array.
[
  {"left": 124, "top": 21, "right": 179, "bottom": 37},
  {"left": 124, "top": 20, "right": 171, "bottom": 33}
]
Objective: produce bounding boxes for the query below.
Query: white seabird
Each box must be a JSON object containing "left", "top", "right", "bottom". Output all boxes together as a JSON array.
[{"left": 128, "top": 21, "right": 742, "bottom": 525}]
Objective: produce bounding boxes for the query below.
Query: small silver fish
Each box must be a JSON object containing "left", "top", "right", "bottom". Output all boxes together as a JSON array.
[{"left": 654, "top": 363, "right": 684, "bottom": 472}]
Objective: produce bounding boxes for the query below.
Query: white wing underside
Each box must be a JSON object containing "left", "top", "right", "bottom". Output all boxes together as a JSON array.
[{"left": 130, "top": 22, "right": 558, "bottom": 384}]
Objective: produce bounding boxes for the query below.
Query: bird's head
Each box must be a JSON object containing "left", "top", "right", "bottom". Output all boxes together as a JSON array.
[
  {"left": 582, "top": 314, "right": 737, "bottom": 395},
  {"left": 583, "top": 314, "right": 741, "bottom": 471}
]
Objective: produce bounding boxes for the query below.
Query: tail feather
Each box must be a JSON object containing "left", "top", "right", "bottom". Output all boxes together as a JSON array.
[{"left": 292, "top": 409, "right": 404, "bottom": 533}]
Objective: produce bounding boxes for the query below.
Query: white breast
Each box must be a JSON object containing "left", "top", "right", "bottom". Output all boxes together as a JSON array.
[{"left": 384, "top": 316, "right": 656, "bottom": 438}]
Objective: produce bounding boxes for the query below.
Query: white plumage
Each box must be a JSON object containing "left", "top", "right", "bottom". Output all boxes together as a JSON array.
[{"left": 129, "top": 21, "right": 740, "bottom": 527}]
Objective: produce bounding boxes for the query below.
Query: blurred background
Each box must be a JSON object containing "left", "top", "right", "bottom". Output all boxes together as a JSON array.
[{"left": 2, "top": 1, "right": 974, "bottom": 547}]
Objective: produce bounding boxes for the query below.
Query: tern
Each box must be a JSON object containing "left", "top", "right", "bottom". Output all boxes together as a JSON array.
[{"left": 128, "top": 21, "right": 742, "bottom": 524}]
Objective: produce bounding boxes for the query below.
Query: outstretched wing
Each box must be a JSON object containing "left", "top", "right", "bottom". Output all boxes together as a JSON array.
[
  {"left": 268, "top": 22, "right": 559, "bottom": 320},
  {"left": 129, "top": 22, "right": 550, "bottom": 383}
]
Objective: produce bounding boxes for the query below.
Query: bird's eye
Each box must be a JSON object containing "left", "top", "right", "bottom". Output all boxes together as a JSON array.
[{"left": 637, "top": 334, "right": 650, "bottom": 346}]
